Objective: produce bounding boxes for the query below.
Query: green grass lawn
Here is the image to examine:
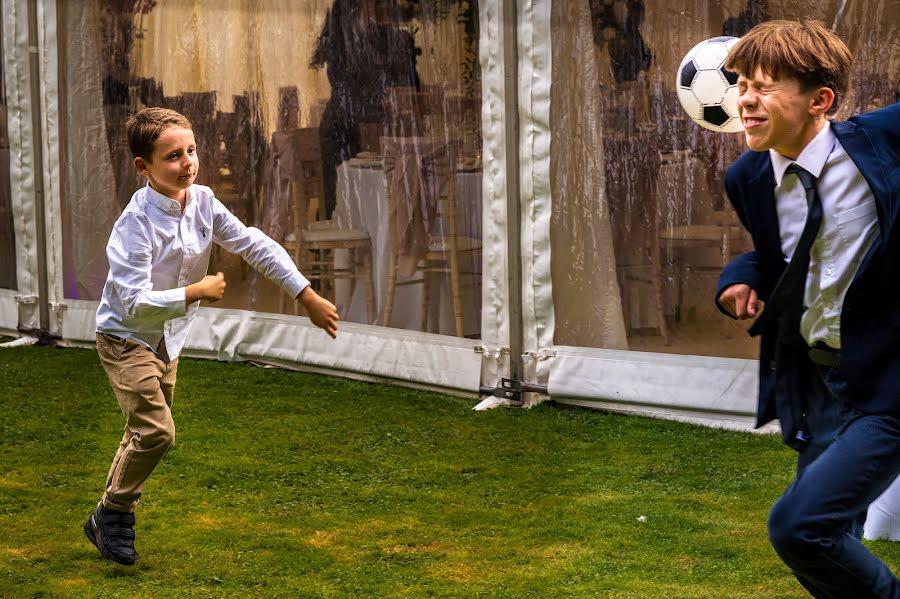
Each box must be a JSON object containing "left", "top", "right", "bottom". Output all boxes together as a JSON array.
[{"left": 1, "top": 342, "right": 898, "bottom": 598}]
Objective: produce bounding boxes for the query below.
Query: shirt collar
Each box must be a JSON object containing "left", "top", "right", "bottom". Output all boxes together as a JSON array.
[
  {"left": 144, "top": 182, "right": 191, "bottom": 216},
  {"left": 769, "top": 121, "right": 836, "bottom": 187}
]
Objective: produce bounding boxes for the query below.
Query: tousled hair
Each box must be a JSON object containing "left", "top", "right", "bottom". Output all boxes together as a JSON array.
[
  {"left": 726, "top": 19, "right": 852, "bottom": 115},
  {"left": 126, "top": 107, "right": 193, "bottom": 160}
]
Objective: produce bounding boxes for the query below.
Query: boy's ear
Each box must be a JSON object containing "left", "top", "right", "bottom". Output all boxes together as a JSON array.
[
  {"left": 810, "top": 86, "right": 836, "bottom": 117},
  {"left": 134, "top": 156, "right": 149, "bottom": 176}
]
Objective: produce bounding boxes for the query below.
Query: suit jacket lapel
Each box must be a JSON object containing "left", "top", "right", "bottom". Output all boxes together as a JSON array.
[{"left": 744, "top": 155, "right": 782, "bottom": 264}]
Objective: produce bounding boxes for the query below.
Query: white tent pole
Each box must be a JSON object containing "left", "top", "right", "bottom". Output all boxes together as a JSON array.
[
  {"left": 24, "top": 0, "right": 50, "bottom": 336},
  {"left": 501, "top": 0, "right": 523, "bottom": 383},
  {"left": 477, "top": 0, "right": 521, "bottom": 396},
  {"left": 2, "top": 0, "right": 41, "bottom": 334},
  {"left": 516, "top": 0, "right": 554, "bottom": 403}
]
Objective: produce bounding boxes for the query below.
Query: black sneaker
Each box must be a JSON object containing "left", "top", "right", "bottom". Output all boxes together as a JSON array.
[{"left": 83, "top": 504, "right": 139, "bottom": 565}]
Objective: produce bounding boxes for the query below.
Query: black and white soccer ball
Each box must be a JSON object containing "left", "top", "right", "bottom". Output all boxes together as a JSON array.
[{"left": 676, "top": 36, "right": 743, "bottom": 133}]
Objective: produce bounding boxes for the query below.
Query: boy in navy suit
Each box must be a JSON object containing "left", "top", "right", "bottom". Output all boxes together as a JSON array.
[{"left": 716, "top": 19, "right": 900, "bottom": 596}]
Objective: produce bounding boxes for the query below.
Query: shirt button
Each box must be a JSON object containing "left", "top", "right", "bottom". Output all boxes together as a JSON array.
[{"left": 825, "top": 269, "right": 833, "bottom": 276}]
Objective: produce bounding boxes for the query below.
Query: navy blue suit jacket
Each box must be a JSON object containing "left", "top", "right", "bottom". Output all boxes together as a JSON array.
[{"left": 717, "top": 102, "right": 900, "bottom": 438}]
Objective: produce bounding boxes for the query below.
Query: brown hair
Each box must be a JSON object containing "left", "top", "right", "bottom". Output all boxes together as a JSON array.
[
  {"left": 726, "top": 19, "right": 852, "bottom": 115},
  {"left": 125, "top": 107, "right": 193, "bottom": 160}
]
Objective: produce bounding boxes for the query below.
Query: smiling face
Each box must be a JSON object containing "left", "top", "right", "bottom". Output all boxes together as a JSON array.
[
  {"left": 737, "top": 67, "right": 831, "bottom": 160},
  {"left": 134, "top": 126, "right": 199, "bottom": 204}
]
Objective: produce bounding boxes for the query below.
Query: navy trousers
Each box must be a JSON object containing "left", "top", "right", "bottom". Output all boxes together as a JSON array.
[{"left": 768, "top": 365, "right": 900, "bottom": 598}]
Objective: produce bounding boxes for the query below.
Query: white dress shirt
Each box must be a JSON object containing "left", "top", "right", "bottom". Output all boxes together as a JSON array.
[
  {"left": 96, "top": 183, "right": 309, "bottom": 360},
  {"left": 770, "top": 122, "right": 879, "bottom": 349}
]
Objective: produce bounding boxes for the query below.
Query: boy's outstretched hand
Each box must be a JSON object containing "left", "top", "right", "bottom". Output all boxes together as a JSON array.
[
  {"left": 298, "top": 286, "right": 340, "bottom": 338},
  {"left": 186, "top": 272, "right": 227, "bottom": 305}
]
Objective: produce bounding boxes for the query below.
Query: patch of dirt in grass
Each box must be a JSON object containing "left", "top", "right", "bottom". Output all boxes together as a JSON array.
[
  {"left": 58, "top": 577, "right": 90, "bottom": 589},
  {"left": 384, "top": 540, "right": 446, "bottom": 555},
  {"left": 353, "top": 515, "right": 422, "bottom": 534},
  {"left": 307, "top": 530, "right": 336, "bottom": 547},
  {"left": 0, "top": 476, "right": 27, "bottom": 489},
  {"left": 571, "top": 491, "right": 631, "bottom": 504},
  {"left": 527, "top": 543, "right": 591, "bottom": 562},
  {"left": 428, "top": 558, "right": 483, "bottom": 583},
  {"left": 195, "top": 513, "right": 234, "bottom": 529},
  {"left": 301, "top": 528, "right": 361, "bottom": 563},
  {"left": 673, "top": 554, "right": 700, "bottom": 571}
]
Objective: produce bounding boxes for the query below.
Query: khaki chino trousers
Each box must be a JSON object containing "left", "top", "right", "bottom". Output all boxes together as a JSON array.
[{"left": 96, "top": 333, "right": 179, "bottom": 513}]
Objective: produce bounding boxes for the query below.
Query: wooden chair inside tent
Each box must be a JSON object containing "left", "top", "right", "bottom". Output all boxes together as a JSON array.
[
  {"left": 655, "top": 150, "right": 750, "bottom": 329},
  {"left": 278, "top": 128, "right": 375, "bottom": 323},
  {"left": 383, "top": 86, "right": 433, "bottom": 138},
  {"left": 379, "top": 137, "right": 481, "bottom": 336}
]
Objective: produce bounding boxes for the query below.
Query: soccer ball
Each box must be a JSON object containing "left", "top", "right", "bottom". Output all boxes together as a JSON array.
[{"left": 676, "top": 36, "right": 743, "bottom": 133}]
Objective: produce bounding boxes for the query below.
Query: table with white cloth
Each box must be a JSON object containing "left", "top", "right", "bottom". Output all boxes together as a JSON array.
[{"left": 332, "top": 159, "right": 482, "bottom": 336}]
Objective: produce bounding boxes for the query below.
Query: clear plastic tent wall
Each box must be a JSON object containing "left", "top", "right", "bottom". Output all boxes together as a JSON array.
[
  {"left": 2, "top": 0, "right": 513, "bottom": 392},
  {"left": 2, "top": 2, "right": 899, "bottom": 417},
  {"left": 542, "top": 0, "right": 900, "bottom": 428}
]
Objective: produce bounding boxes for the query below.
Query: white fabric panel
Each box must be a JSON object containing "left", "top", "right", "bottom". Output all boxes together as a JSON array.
[
  {"left": 189, "top": 309, "right": 482, "bottom": 391},
  {"left": 475, "top": 0, "right": 513, "bottom": 383},
  {"left": 3, "top": 0, "right": 37, "bottom": 303},
  {"left": 37, "top": 0, "right": 62, "bottom": 332},
  {"left": 58, "top": 298, "right": 97, "bottom": 342},
  {"left": 60, "top": 299, "right": 482, "bottom": 393},
  {"left": 546, "top": 346, "right": 768, "bottom": 431},
  {"left": 518, "top": 0, "right": 555, "bottom": 362},
  {"left": 0, "top": 290, "right": 18, "bottom": 334}
]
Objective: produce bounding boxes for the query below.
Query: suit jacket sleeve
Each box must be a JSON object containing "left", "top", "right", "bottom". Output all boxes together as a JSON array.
[
  {"left": 714, "top": 165, "right": 773, "bottom": 319},
  {"left": 716, "top": 250, "right": 766, "bottom": 319}
]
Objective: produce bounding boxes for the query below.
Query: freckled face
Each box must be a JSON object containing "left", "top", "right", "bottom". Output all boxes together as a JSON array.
[
  {"left": 737, "top": 68, "right": 821, "bottom": 160},
  {"left": 135, "top": 127, "right": 199, "bottom": 202}
]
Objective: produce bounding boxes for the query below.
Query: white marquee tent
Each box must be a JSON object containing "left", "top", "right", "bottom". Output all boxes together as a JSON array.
[{"left": 2, "top": 0, "right": 898, "bottom": 538}]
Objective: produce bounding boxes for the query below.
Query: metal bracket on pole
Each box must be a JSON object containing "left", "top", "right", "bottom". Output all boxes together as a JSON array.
[
  {"left": 50, "top": 302, "right": 67, "bottom": 337},
  {"left": 14, "top": 295, "right": 61, "bottom": 345},
  {"left": 478, "top": 378, "right": 548, "bottom": 404}
]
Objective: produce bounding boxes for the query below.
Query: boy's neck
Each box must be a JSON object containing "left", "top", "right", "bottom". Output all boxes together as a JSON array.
[{"left": 780, "top": 115, "right": 828, "bottom": 161}]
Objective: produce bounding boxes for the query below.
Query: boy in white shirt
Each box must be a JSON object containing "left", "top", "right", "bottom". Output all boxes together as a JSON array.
[{"left": 85, "top": 107, "right": 338, "bottom": 565}]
